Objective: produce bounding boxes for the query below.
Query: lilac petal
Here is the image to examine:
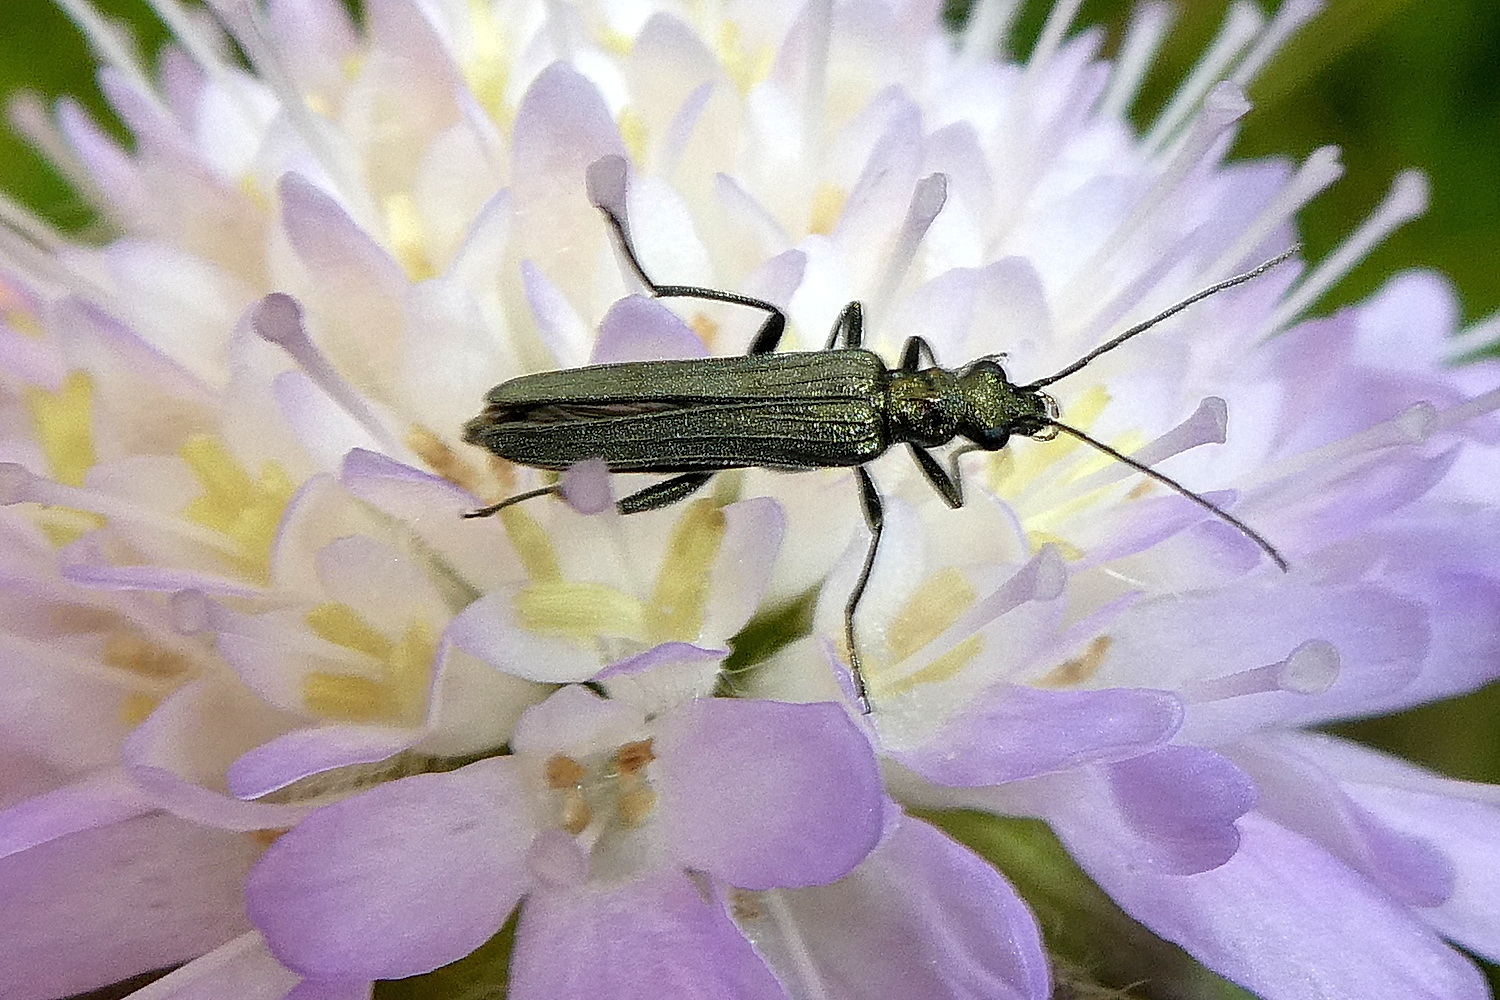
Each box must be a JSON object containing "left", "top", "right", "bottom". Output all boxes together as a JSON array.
[
  {"left": 57, "top": 97, "right": 149, "bottom": 218},
  {"left": 339, "top": 449, "right": 524, "bottom": 591},
  {"left": 52, "top": 284, "right": 216, "bottom": 404},
  {"left": 123, "top": 679, "right": 309, "bottom": 831},
  {"left": 273, "top": 370, "right": 387, "bottom": 469},
  {"left": 447, "top": 589, "right": 607, "bottom": 683},
  {"left": 315, "top": 533, "right": 447, "bottom": 627},
  {"left": 510, "top": 685, "right": 645, "bottom": 759},
  {"left": 1072, "top": 812, "right": 1489, "bottom": 1000},
  {"left": 510, "top": 871, "right": 787, "bottom": 1000},
  {"left": 511, "top": 65, "right": 625, "bottom": 267},
  {"left": 596, "top": 642, "right": 725, "bottom": 715},
  {"left": 522, "top": 259, "right": 593, "bottom": 369},
  {"left": 591, "top": 295, "right": 709, "bottom": 363},
  {"left": 268, "top": 0, "right": 360, "bottom": 95},
  {"left": 1115, "top": 582, "right": 1430, "bottom": 743},
  {"left": 0, "top": 813, "right": 257, "bottom": 1000},
  {"left": 61, "top": 561, "right": 266, "bottom": 597},
  {"left": 227, "top": 724, "right": 424, "bottom": 799},
  {"left": 1018, "top": 747, "right": 1255, "bottom": 877},
  {"left": 766, "top": 815, "right": 1049, "bottom": 1000},
  {"left": 654, "top": 698, "right": 882, "bottom": 889},
  {"left": 248, "top": 757, "right": 535, "bottom": 981},
  {"left": 285, "top": 980, "right": 372, "bottom": 1000},
  {"left": 279, "top": 173, "right": 405, "bottom": 295},
  {"left": 123, "top": 931, "right": 300, "bottom": 1000},
  {"left": 1282, "top": 732, "right": 1500, "bottom": 962},
  {"left": 0, "top": 767, "right": 153, "bottom": 859},
  {"left": 1107, "top": 746, "right": 1257, "bottom": 874},
  {"left": 895, "top": 685, "right": 1182, "bottom": 786},
  {"left": 1230, "top": 738, "right": 1455, "bottom": 907},
  {"left": 700, "top": 497, "right": 786, "bottom": 644}
]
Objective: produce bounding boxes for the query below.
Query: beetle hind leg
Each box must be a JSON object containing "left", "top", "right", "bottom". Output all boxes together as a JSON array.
[
  {"left": 462, "top": 484, "right": 561, "bottom": 518},
  {"left": 595, "top": 204, "right": 789, "bottom": 356},
  {"left": 617, "top": 472, "right": 715, "bottom": 515}
]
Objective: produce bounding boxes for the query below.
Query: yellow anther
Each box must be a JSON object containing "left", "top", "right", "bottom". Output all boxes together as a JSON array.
[
  {"left": 304, "top": 92, "right": 334, "bottom": 118},
  {"left": 545, "top": 754, "right": 588, "bottom": 789},
  {"left": 1036, "top": 636, "right": 1112, "bottom": 688},
  {"left": 808, "top": 182, "right": 846, "bottom": 236},
  {"left": 384, "top": 192, "right": 436, "bottom": 282},
  {"left": 102, "top": 632, "right": 194, "bottom": 681},
  {"left": 885, "top": 567, "right": 977, "bottom": 664},
  {"left": 499, "top": 505, "right": 562, "bottom": 583},
  {"left": 119, "top": 691, "right": 159, "bottom": 727},
  {"left": 619, "top": 107, "right": 649, "bottom": 166},
  {"left": 179, "top": 434, "right": 295, "bottom": 582},
  {"left": 689, "top": 313, "right": 720, "bottom": 349},
  {"left": 307, "top": 602, "right": 393, "bottom": 660},
  {"left": 616, "top": 784, "right": 657, "bottom": 827},
  {"left": 301, "top": 614, "right": 435, "bottom": 725},
  {"left": 560, "top": 789, "right": 593, "bottom": 835},
  {"left": 25, "top": 371, "right": 96, "bottom": 488},
  {"left": 715, "top": 22, "right": 773, "bottom": 93},
  {"left": 879, "top": 635, "right": 983, "bottom": 698},
  {"left": 516, "top": 581, "right": 651, "bottom": 643},
  {"left": 600, "top": 27, "right": 634, "bottom": 56},
  {"left": 463, "top": 0, "right": 509, "bottom": 120},
  {"left": 729, "top": 890, "right": 766, "bottom": 921},
  {"left": 615, "top": 739, "right": 655, "bottom": 776},
  {"left": 407, "top": 425, "right": 482, "bottom": 493},
  {"left": 647, "top": 499, "right": 727, "bottom": 642},
  {"left": 301, "top": 672, "right": 395, "bottom": 722}
]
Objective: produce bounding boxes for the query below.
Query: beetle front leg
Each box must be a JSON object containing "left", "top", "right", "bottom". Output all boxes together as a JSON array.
[
  {"left": 617, "top": 472, "right": 715, "bottom": 515},
  {"left": 907, "top": 444, "right": 967, "bottom": 509},
  {"left": 844, "top": 465, "right": 883, "bottom": 714}
]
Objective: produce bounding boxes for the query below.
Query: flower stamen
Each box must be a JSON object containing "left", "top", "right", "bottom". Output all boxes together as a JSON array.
[{"left": 1184, "top": 639, "right": 1340, "bottom": 702}]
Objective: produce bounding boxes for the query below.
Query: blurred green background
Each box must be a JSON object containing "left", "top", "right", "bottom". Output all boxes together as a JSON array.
[{"left": 4, "top": 1, "right": 1499, "bottom": 995}]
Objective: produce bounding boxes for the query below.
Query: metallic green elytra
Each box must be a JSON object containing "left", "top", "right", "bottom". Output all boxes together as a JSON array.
[{"left": 464, "top": 185, "right": 1295, "bottom": 712}]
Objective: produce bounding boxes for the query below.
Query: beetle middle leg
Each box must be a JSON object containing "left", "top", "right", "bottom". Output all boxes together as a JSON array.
[
  {"left": 595, "top": 205, "right": 787, "bottom": 356},
  {"left": 900, "top": 335, "right": 938, "bottom": 372},
  {"left": 906, "top": 445, "right": 966, "bottom": 509},
  {"left": 845, "top": 465, "right": 883, "bottom": 714}
]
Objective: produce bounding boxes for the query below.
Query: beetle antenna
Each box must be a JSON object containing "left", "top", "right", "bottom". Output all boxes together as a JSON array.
[
  {"left": 1024, "top": 246, "right": 1300, "bottom": 390},
  {"left": 1043, "top": 419, "right": 1288, "bottom": 571}
]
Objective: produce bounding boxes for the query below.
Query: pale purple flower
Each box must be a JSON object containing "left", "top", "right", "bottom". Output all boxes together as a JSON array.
[
  {"left": 0, "top": 0, "right": 1497, "bottom": 998},
  {"left": 247, "top": 682, "right": 884, "bottom": 992}
]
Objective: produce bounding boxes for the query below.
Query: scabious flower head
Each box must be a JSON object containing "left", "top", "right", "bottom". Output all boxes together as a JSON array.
[{"left": 2, "top": 0, "right": 1500, "bottom": 999}]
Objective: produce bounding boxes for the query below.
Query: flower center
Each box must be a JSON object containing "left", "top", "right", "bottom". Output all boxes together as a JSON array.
[
  {"left": 543, "top": 738, "right": 659, "bottom": 837},
  {"left": 511, "top": 499, "right": 729, "bottom": 656},
  {"left": 179, "top": 434, "right": 296, "bottom": 584},
  {"left": 301, "top": 602, "right": 437, "bottom": 725}
]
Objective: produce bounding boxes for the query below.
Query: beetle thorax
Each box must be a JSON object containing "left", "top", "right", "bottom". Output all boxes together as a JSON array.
[{"left": 885, "top": 368, "right": 968, "bottom": 447}]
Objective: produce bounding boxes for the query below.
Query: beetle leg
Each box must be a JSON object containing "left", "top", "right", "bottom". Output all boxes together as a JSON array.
[
  {"left": 899, "top": 335, "right": 939, "bottom": 372},
  {"left": 906, "top": 444, "right": 966, "bottom": 509},
  {"left": 595, "top": 205, "right": 788, "bottom": 355},
  {"left": 845, "top": 465, "right": 882, "bottom": 714},
  {"left": 824, "top": 302, "right": 865, "bottom": 349},
  {"left": 616, "top": 472, "right": 715, "bottom": 515},
  {"left": 462, "top": 484, "right": 561, "bottom": 519}
]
